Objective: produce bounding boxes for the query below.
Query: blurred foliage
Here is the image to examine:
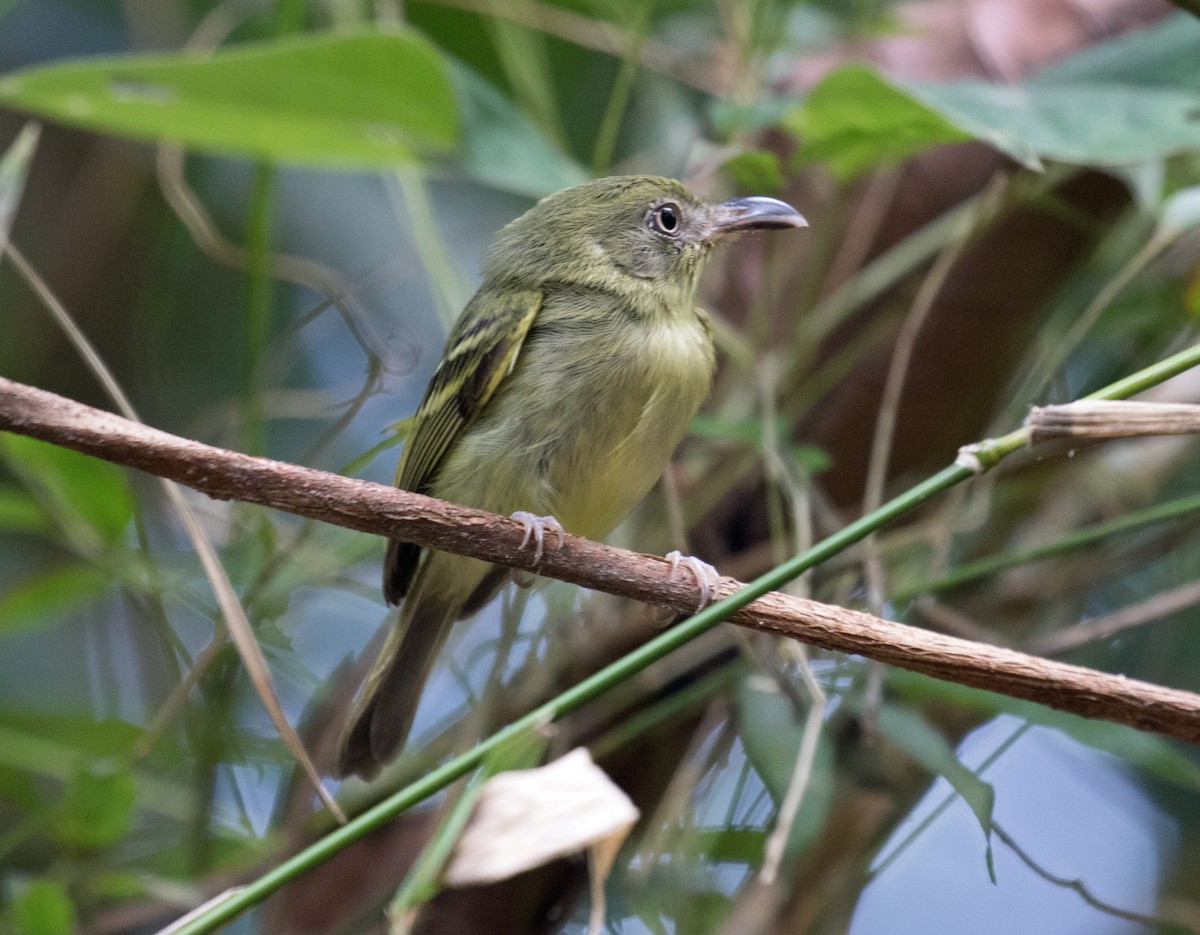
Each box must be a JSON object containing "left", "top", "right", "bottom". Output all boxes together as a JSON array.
[{"left": 0, "top": 1, "right": 1199, "bottom": 934}]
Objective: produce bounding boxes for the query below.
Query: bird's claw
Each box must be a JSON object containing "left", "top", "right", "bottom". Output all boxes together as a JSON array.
[
  {"left": 665, "top": 550, "right": 721, "bottom": 612},
  {"left": 511, "top": 511, "right": 565, "bottom": 565}
]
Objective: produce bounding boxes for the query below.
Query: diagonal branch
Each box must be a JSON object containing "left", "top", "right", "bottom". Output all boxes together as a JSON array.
[{"left": 2, "top": 374, "right": 1200, "bottom": 745}]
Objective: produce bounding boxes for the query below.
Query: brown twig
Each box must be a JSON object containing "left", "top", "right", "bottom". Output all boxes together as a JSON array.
[
  {"left": 4, "top": 375, "right": 1200, "bottom": 745},
  {"left": 1028, "top": 400, "right": 1200, "bottom": 439},
  {"left": 1031, "top": 578, "right": 1200, "bottom": 657}
]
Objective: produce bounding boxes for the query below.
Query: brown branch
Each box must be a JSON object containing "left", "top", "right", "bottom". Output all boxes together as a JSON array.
[{"left": 3, "top": 375, "right": 1200, "bottom": 745}]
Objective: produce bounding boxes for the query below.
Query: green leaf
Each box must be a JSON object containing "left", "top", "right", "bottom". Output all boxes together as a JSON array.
[
  {"left": 1033, "top": 12, "right": 1200, "bottom": 89},
  {"left": 721, "top": 150, "right": 785, "bottom": 196},
  {"left": 0, "top": 123, "right": 38, "bottom": 241},
  {"left": 0, "top": 487, "right": 46, "bottom": 534},
  {"left": 0, "top": 564, "right": 112, "bottom": 636},
  {"left": 889, "top": 669, "right": 1200, "bottom": 791},
  {"left": 0, "top": 714, "right": 142, "bottom": 762},
  {"left": 789, "top": 16, "right": 1200, "bottom": 179},
  {"left": 450, "top": 61, "right": 587, "bottom": 198},
  {"left": 0, "top": 30, "right": 458, "bottom": 167},
  {"left": 875, "top": 702, "right": 994, "bottom": 843},
  {"left": 9, "top": 879, "right": 77, "bottom": 935},
  {"left": 788, "top": 66, "right": 972, "bottom": 180},
  {"left": 898, "top": 80, "right": 1200, "bottom": 170},
  {"left": 55, "top": 760, "right": 136, "bottom": 850},
  {"left": 1, "top": 434, "right": 134, "bottom": 543},
  {"left": 0, "top": 764, "right": 41, "bottom": 812},
  {"left": 737, "top": 680, "right": 834, "bottom": 859},
  {"left": 893, "top": 17, "right": 1200, "bottom": 169}
]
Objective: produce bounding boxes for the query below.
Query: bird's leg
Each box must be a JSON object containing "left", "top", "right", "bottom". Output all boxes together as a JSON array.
[
  {"left": 665, "top": 551, "right": 721, "bottom": 612},
  {"left": 510, "top": 511, "right": 565, "bottom": 587}
]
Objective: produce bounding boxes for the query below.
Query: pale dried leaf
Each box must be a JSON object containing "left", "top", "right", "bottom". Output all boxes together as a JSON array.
[
  {"left": 1028, "top": 400, "right": 1200, "bottom": 439},
  {"left": 442, "top": 748, "right": 639, "bottom": 887}
]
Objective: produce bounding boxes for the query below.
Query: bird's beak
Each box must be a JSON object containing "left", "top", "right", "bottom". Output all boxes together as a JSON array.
[{"left": 706, "top": 196, "right": 808, "bottom": 239}]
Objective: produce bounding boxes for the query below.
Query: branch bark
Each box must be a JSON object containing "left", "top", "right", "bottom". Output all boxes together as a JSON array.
[{"left": 3, "top": 374, "right": 1200, "bottom": 745}]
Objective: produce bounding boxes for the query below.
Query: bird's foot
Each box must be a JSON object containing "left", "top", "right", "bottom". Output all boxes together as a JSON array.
[
  {"left": 665, "top": 551, "right": 721, "bottom": 613},
  {"left": 510, "top": 512, "right": 565, "bottom": 587}
]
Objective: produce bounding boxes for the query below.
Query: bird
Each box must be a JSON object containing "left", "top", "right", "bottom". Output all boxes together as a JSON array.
[{"left": 335, "top": 175, "right": 806, "bottom": 780}]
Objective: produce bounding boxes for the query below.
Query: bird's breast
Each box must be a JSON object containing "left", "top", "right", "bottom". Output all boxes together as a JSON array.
[
  {"left": 430, "top": 297, "right": 715, "bottom": 544},
  {"left": 532, "top": 307, "right": 714, "bottom": 537}
]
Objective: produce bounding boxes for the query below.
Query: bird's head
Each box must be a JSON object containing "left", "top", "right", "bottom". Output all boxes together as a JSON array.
[{"left": 484, "top": 176, "right": 807, "bottom": 299}]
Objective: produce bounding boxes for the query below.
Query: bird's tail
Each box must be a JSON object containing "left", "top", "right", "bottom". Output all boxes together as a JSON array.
[{"left": 334, "top": 592, "right": 455, "bottom": 780}]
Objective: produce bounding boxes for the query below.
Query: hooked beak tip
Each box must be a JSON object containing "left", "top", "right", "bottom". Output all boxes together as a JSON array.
[{"left": 709, "top": 196, "right": 808, "bottom": 237}]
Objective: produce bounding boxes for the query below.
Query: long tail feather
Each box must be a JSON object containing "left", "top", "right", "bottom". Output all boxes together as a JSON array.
[{"left": 335, "top": 595, "right": 454, "bottom": 780}]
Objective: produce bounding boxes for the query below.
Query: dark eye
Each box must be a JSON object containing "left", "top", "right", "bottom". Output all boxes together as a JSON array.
[{"left": 650, "top": 202, "right": 681, "bottom": 235}]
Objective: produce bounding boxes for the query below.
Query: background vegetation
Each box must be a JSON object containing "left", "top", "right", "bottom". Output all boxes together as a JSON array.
[{"left": 1, "top": 0, "right": 1200, "bottom": 932}]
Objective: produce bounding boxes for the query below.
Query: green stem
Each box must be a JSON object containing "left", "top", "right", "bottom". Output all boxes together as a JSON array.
[
  {"left": 167, "top": 464, "right": 968, "bottom": 935},
  {"left": 168, "top": 339, "right": 1200, "bottom": 934},
  {"left": 1085, "top": 339, "right": 1200, "bottom": 401},
  {"left": 897, "top": 490, "right": 1200, "bottom": 601},
  {"left": 242, "top": 163, "right": 276, "bottom": 455},
  {"left": 590, "top": 2, "right": 652, "bottom": 175}
]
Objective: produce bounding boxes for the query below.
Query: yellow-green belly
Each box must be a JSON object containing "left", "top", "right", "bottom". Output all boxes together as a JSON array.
[{"left": 430, "top": 299, "right": 715, "bottom": 553}]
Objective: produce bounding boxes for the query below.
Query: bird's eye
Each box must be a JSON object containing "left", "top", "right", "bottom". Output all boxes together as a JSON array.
[{"left": 650, "top": 202, "right": 681, "bottom": 236}]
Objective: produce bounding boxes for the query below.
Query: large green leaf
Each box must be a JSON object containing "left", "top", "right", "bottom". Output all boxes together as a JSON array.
[
  {"left": 876, "top": 702, "right": 994, "bottom": 844},
  {"left": 451, "top": 61, "right": 588, "bottom": 198},
  {"left": 54, "top": 760, "right": 136, "bottom": 850},
  {"left": 0, "top": 487, "right": 46, "bottom": 534},
  {"left": 9, "top": 879, "right": 76, "bottom": 935},
  {"left": 0, "top": 30, "right": 458, "bottom": 166},
  {"left": 737, "top": 680, "right": 835, "bottom": 860},
  {"left": 789, "top": 66, "right": 971, "bottom": 180},
  {"left": 790, "top": 15, "right": 1200, "bottom": 177},
  {"left": 899, "top": 79, "right": 1200, "bottom": 170},
  {"left": 889, "top": 669, "right": 1200, "bottom": 791},
  {"left": 0, "top": 564, "right": 113, "bottom": 636},
  {"left": 0, "top": 435, "right": 134, "bottom": 543},
  {"left": 1035, "top": 12, "right": 1200, "bottom": 89}
]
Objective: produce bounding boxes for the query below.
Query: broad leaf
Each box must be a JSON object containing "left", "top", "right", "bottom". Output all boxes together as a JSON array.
[
  {"left": 0, "top": 564, "right": 112, "bottom": 636},
  {"left": 55, "top": 760, "right": 136, "bottom": 850},
  {"left": 789, "top": 66, "right": 971, "bottom": 180},
  {"left": 451, "top": 62, "right": 587, "bottom": 198},
  {"left": 737, "top": 680, "right": 834, "bottom": 859},
  {"left": 890, "top": 669, "right": 1200, "bottom": 791},
  {"left": 789, "top": 16, "right": 1200, "bottom": 177},
  {"left": 0, "top": 30, "right": 458, "bottom": 166},
  {"left": 876, "top": 702, "right": 994, "bottom": 843},
  {"left": 0, "top": 434, "right": 134, "bottom": 543},
  {"left": 10, "top": 879, "right": 76, "bottom": 935}
]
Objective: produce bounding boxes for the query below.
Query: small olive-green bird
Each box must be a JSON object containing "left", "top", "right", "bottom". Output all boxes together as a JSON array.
[{"left": 336, "top": 175, "right": 806, "bottom": 779}]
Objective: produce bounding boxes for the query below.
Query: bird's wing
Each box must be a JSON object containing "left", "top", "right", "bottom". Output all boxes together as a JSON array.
[{"left": 384, "top": 284, "right": 543, "bottom": 604}]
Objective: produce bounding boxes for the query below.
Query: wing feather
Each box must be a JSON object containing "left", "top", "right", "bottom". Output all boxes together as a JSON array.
[{"left": 383, "top": 285, "right": 543, "bottom": 604}]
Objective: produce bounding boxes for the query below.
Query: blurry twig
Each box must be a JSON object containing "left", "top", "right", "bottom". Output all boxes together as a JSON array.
[
  {"left": 156, "top": 0, "right": 388, "bottom": 367},
  {"left": 423, "top": 0, "right": 724, "bottom": 94},
  {"left": 1013, "top": 217, "right": 1188, "bottom": 411},
  {"left": 2, "top": 247, "right": 345, "bottom": 824},
  {"left": 992, "top": 821, "right": 1196, "bottom": 933},
  {"left": 914, "top": 598, "right": 1005, "bottom": 645},
  {"left": 1032, "top": 578, "right": 1200, "bottom": 657},
  {"left": 820, "top": 167, "right": 902, "bottom": 297},
  {"left": 758, "top": 645, "right": 826, "bottom": 886},
  {"left": 859, "top": 176, "right": 1003, "bottom": 731},
  {"left": 896, "top": 490, "right": 1200, "bottom": 601}
]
